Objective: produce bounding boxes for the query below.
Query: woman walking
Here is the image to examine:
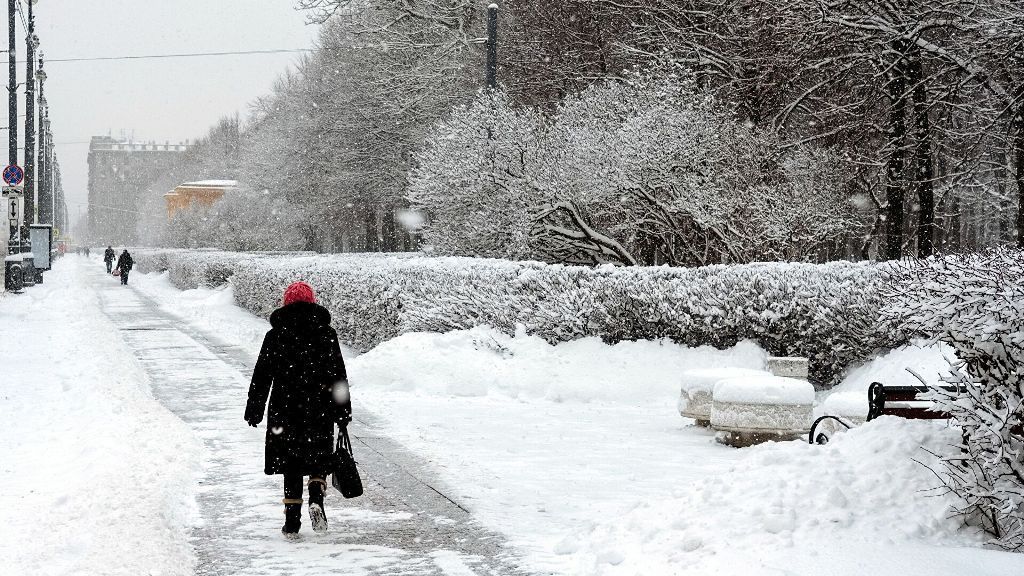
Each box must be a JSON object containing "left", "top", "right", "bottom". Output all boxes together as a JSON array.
[{"left": 244, "top": 281, "right": 351, "bottom": 538}]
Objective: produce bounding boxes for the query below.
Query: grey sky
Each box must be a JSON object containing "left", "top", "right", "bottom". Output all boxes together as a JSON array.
[{"left": 31, "top": 0, "right": 319, "bottom": 229}]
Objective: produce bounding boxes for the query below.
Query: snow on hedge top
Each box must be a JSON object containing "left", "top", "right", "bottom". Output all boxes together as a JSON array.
[
  {"left": 680, "top": 367, "right": 770, "bottom": 394},
  {"left": 713, "top": 375, "right": 814, "bottom": 405}
]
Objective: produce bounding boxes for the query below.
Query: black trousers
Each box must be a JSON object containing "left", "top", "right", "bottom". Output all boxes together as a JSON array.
[
  {"left": 120, "top": 272, "right": 129, "bottom": 285},
  {"left": 283, "top": 473, "right": 328, "bottom": 500},
  {"left": 105, "top": 261, "right": 112, "bottom": 273}
]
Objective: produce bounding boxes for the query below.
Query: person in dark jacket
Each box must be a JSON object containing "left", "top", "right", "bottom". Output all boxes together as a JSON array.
[
  {"left": 115, "top": 250, "right": 134, "bottom": 285},
  {"left": 103, "top": 246, "right": 115, "bottom": 273},
  {"left": 244, "top": 281, "right": 351, "bottom": 538}
]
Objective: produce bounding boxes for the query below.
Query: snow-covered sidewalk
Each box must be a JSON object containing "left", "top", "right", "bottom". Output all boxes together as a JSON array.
[
  {"left": 0, "top": 257, "right": 198, "bottom": 576},
  {"left": 130, "top": 268, "right": 1024, "bottom": 575},
  {"left": 3, "top": 257, "right": 529, "bottom": 576}
]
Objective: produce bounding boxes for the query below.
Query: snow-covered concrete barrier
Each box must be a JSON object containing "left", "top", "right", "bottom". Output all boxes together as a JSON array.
[
  {"left": 132, "top": 248, "right": 888, "bottom": 385},
  {"left": 678, "top": 367, "right": 771, "bottom": 426},
  {"left": 711, "top": 375, "right": 815, "bottom": 446}
]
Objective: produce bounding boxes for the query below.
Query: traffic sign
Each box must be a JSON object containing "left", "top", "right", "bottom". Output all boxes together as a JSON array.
[{"left": 3, "top": 164, "right": 24, "bottom": 186}]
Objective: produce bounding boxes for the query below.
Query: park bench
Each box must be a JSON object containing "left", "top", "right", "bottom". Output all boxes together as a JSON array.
[{"left": 808, "top": 381, "right": 958, "bottom": 444}]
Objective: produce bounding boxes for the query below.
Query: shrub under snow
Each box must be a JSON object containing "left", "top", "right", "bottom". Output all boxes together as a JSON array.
[
  {"left": 134, "top": 249, "right": 887, "bottom": 385},
  {"left": 883, "top": 248, "right": 1024, "bottom": 550}
]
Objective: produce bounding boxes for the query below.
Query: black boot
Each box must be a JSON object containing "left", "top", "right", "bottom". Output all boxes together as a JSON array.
[
  {"left": 308, "top": 478, "right": 328, "bottom": 533},
  {"left": 282, "top": 498, "right": 302, "bottom": 539}
]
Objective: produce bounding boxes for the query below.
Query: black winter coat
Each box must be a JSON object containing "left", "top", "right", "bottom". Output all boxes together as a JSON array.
[
  {"left": 104, "top": 248, "right": 115, "bottom": 263},
  {"left": 116, "top": 252, "right": 133, "bottom": 272},
  {"left": 245, "top": 302, "right": 351, "bottom": 475}
]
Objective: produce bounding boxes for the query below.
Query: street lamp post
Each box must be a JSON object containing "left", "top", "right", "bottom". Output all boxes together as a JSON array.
[
  {"left": 23, "top": 0, "right": 37, "bottom": 227},
  {"left": 36, "top": 55, "right": 49, "bottom": 225},
  {"left": 7, "top": 0, "right": 16, "bottom": 167}
]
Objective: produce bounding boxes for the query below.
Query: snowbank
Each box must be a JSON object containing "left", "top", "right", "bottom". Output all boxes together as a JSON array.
[
  {"left": 0, "top": 257, "right": 199, "bottom": 576},
  {"left": 353, "top": 326, "right": 766, "bottom": 403},
  {"left": 818, "top": 344, "right": 953, "bottom": 420},
  {"left": 565, "top": 417, "right": 1011, "bottom": 575},
  {"left": 833, "top": 343, "right": 952, "bottom": 394}
]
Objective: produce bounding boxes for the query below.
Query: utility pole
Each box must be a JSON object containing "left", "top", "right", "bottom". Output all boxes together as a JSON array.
[
  {"left": 486, "top": 4, "right": 498, "bottom": 90},
  {"left": 23, "top": 0, "right": 36, "bottom": 227},
  {"left": 37, "top": 54, "right": 48, "bottom": 225},
  {"left": 7, "top": 0, "right": 15, "bottom": 166}
]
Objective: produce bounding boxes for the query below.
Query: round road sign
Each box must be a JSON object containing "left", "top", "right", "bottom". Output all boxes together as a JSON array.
[{"left": 3, "top": 164, "right": 24, "bottom": 186}]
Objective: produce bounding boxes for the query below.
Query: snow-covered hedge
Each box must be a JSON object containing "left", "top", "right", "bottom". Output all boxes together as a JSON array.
[
  {"left": 232, "top": 256, "right": 404, "bottom": 353},
  {"left": 134, "top": 249, "right": 887, "bottom": 384},
  {"left": 134, "top": 249, "right": 315, "bottom": 289},
  {"left": 883, "top": 249, "right": 1024, "bottom": 550}
]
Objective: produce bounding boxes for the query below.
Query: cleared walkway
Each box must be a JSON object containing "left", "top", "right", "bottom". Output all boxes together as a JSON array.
[{"left": 87, "top": 265, "right": 531, "bottom": 576}]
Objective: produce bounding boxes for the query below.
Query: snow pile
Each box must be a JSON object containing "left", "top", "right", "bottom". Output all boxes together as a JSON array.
[
  {"left": 832, "top": 343, "right": 952, "bottom": 395},
  {"left": 0, "top": 258, "right": 199, "bottom": 576},
  {"left": 565, "top": 417, "right": 996, "bottom": 575},
  {"left": 132, "top": 248, "right": 887, "bottom": 384},
  {"left": 353, "top": 325, "right": 766, "bottom": 403},
  {"left": 820, "top": 345, "right": 952, "bottom": 421}
]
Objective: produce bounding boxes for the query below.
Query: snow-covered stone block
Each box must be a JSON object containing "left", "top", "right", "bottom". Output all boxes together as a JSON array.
[
  {"left": 766, "top": 356, "right": 809, "bottom": 380},
  {"left": 711, "top": 375, "right": 815, "bottom": 446},
  {"left": 678, "top": 367, "right": 770, "bottom": 426}
]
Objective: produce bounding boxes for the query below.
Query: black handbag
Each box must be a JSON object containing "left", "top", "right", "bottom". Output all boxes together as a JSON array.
[{"left": 331, "top": 425, "right": 363, "bottom": 499}]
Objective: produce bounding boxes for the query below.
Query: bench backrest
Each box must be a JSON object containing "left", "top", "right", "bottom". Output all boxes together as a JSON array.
[{"left": 866, "top": 382, "right": 957, "bottom": 421}]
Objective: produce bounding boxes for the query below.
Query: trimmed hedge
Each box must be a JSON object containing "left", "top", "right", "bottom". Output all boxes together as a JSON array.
[{"left": 132, "top": 249, "right": 888, "bottom": 385}]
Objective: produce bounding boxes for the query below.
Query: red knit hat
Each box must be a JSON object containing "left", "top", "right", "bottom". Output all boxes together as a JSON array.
[{"left": 283, "top": 281, "right": 316, "bottom": 306}]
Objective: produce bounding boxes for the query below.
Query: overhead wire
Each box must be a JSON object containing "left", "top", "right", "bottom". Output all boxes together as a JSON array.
[{"left": 2, "top": 48, "right": 314, "bottom": 65}]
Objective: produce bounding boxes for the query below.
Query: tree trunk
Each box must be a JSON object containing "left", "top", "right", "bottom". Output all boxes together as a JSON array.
[
  {"left": 363, "top": 204, "right": 380, "bottom": 252},
  {"left": 1015, "top": 91, "right": 1024, "bottom": 249},
  {"left": 884, "top": 44, "right": 909, "bottom": 260},
  {"left": 908, "top": 51, "right": 935, "bottom": 258}
]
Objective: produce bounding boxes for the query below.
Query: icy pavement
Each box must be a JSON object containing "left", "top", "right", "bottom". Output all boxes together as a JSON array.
[{"left": 81, "top": 260, "right": 532, "bottom": 576}]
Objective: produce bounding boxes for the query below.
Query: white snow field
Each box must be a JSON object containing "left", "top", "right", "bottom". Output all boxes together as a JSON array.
[
  {"left": 0, "top": 258, "right": 199, "bottom": 576},
  {"left": 128, "top": 268, "right": 1024, "bottom": 575},
  {"left": 5, "top": 258, "right": 1020, "bottom": 575}
]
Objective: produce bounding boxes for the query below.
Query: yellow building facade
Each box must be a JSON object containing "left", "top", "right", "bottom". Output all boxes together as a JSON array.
[{"left": 165, "top": 180, "right": 237, "bottom": 219}]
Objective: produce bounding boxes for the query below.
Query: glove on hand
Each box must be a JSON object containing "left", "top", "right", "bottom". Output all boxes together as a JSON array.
[{"left": 244, "top": 406, "right": 263, "bottom": 428}]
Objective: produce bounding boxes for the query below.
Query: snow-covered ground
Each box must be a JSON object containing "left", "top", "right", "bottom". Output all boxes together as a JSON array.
[
  {"left": 129, "top": 269, "right": 1024, "bottom": 575},
  {"left": 0, "top": 258, "right": 199, "bottom": 576},
  {"left": 3, "top": 263, "right": 1011, "bottom": 574}
]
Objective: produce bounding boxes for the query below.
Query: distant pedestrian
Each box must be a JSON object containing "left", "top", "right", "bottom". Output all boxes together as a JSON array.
[
  {"left": 84, "top": 247, "right": 90, "bottom": 258},
  {"left": 115, "top": 249, "right": 133, "bottom": 285},
  {"left": 103, "top": 246, "right": 115, "bottom": 274},
  {"left": 244, "top": 281, "right": 351, "bottom": 539}
]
